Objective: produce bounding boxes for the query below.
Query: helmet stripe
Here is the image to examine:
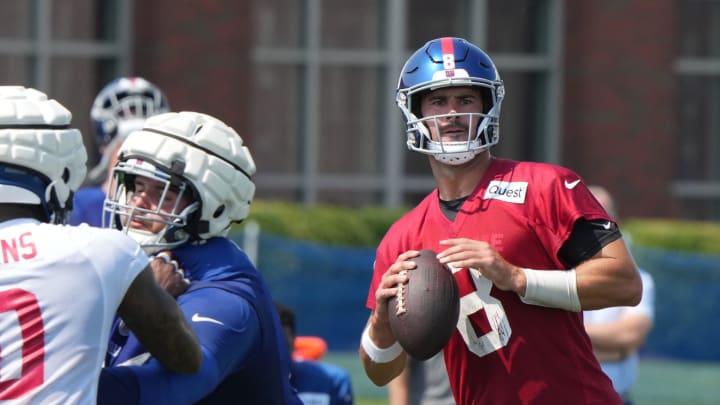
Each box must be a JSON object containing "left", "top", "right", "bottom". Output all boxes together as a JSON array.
[
  {"left": 142, "top": 127, "right": 253, "bottom": 180},
  {"left": 440, "top": 37, "right": 456, "bottom": 77}
]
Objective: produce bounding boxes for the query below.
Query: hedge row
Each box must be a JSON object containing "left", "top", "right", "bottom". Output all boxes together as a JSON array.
[{"left": 235, "top": 200, "right": 720, "bottom": 255}]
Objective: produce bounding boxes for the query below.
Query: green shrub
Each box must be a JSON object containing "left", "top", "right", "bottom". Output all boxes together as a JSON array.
[
  {"left": 235, "top": 200, "right": 407, "bottom": 247},
  {"left": 624, "top": 218, "right": 720, "bottom": 255},
  {"left": 235, "top": 200, "right": 720, "bottom": 255}
]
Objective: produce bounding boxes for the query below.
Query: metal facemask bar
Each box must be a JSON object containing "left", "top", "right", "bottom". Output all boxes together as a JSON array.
[
  {"left": 103, "top": 158, "right": 198, "bottom": 251},
  {"left": 399, "top": 78, "right": 502, "bottom": 158}
]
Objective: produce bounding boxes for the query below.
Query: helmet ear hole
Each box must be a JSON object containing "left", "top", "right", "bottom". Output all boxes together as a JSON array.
[
  {"left": 213, "top": 205, "right": 225, "bottom": 219},
  {"left": 62, "top": 168, "right": 70, "bottom": 182}
]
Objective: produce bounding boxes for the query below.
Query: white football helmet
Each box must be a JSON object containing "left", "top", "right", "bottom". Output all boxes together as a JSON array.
[
  {"left": 103, "top": 111, "right": 256, "bottom": 253},
  {"left": 0, "top": 86, "right": 87, "bottom": 223},
  {"left": 396, "top": 37, "right": 505, "bottom": 165}
]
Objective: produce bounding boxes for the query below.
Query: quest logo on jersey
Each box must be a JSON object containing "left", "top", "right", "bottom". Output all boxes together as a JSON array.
[{"left": 483, "top": 181, "right": 528, "bottom": 204}]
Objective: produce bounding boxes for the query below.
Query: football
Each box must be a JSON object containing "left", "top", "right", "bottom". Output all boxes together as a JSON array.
[{"left": 388, "top": 249, "right": 460, "bottom": 360}]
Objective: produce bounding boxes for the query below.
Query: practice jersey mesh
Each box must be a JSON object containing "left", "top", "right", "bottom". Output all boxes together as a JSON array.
[{"left": 0, "top": 218, "right": 148, "bottom": 404}]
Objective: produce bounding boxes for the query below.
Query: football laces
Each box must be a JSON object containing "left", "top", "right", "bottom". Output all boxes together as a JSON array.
[{"left": 395, "top": 270, "right": 408, "bottom": 315}]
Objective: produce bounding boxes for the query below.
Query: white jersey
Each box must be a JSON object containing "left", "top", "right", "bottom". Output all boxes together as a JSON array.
[
  {"left": 0, "top": 218, "right": 149, "bottom": 405},
  {"left": 584, "top": 269, "right": 655, "bottom": 396}
]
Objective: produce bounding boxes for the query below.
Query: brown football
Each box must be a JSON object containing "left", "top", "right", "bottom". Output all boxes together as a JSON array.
[{"left": 388, "top": 249, "right": 460, "bottom": 360}]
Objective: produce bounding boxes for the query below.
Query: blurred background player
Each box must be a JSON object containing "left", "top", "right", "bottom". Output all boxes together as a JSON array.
[
  {"left": 360, "top": 37, "right": 642, "bottom": 404},
  {"left": 275, "top": 302, "right": 354, "bottom": 405},
  {"left": 97, "top": 111, "right": 301, "bottom": 404},
  {"left": 387, "top": 352, "right": 454, "bottom": 405},
  {"left": 584, "top": 185, "right": 656, "bottom": 405},
  {"left": 70, "top": 76, "right": 170, "bottom": 227},
  {"left": 0, "top": 86, "right": 200, "bottom": 403}
]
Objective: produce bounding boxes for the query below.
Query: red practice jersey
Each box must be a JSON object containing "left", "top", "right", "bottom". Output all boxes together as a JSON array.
[{"left": 367, "top": 158, "right": 621, "bottom": 405}]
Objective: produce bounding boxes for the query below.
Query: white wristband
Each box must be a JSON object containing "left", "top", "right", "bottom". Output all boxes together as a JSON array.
[
  {"left": 520, "top": 268, "right": 581, "bottom": 312},
  {"left": 361, "top": 326, "right": 403, "bottom": 363}
]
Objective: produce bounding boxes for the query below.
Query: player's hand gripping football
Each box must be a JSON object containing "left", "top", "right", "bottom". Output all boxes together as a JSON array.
[
  {"left": 374, "top": 250, "right": 418, "bottom": 322},
  {"left": 437, "top": 238, "right": 527, "bottom": 295},
  {"left": 151, "top": 251, "right": 191, "bottom": 298}
]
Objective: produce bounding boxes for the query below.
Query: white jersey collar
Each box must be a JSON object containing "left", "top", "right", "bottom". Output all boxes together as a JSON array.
[{"left": 0, "top": 217, "right": 41, "bottom": 230}]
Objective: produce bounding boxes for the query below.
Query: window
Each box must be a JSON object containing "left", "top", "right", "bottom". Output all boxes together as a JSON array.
[
  {"left": 251, "top": 0, "right": 562, "bottom": 207},
  {"left": 674, "top": 0, "right": 720, "bottom": 219},
  {"left": 0, "top": 0, "right": 131, "bottom": 166}
]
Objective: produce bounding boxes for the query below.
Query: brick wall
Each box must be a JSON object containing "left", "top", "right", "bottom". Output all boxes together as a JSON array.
[
  {"left": 132, "top": 1, "right": 252, "bottom": 141},
  {"left": 563, "top": 0, "right": 679, "bottom": 218}
]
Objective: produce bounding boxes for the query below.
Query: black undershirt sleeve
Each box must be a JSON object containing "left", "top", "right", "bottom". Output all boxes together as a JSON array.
[
  {"left": 557, "top": 218, "right": 622, "bottom": 268},
  {"left": 440, "top": 196, "right": 621, "bottom": 268}
]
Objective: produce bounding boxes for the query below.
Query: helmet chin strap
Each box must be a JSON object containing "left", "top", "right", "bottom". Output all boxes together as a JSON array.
[
  {"left": 433, "top": 149, "right": 483, "bottom": 165},
  {"left": 126, "top": 229, "right": 167, "bottom": 255},
  {"left": 126, "top": 228, "right": 188, "bottom": 255}
]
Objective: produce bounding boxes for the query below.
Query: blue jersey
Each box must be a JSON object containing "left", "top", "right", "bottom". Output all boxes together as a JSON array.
[
  {"left": 68, "top": 185, "right": 105, "bottom": 227},
  {"left": 292, "top": 361, "right": 354, "bottom": 405},
  {"left": 99, "top": 237, "right": 301, "bottom": 405}
]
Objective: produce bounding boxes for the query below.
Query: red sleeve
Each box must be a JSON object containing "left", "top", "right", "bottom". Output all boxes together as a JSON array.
[{"left": 527, "top": 165, "right": 610, "bottom": 261}]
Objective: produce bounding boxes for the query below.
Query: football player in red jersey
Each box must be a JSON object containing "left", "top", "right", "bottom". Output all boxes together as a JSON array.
[{"left": 360, "top": 37, "right": 642, "bottom": 405}]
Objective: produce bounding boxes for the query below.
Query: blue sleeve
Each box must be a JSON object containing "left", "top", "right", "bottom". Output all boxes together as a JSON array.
[
  {"left": 99, "top": 287, "right": 261, "bottom": 404},
  {"left": 322, "top": 363, "right": 354, "bottom": 405},
  {"left": 69, "top": 187, "right": 105, "bottom": 227},
  {"left": 177, "top": 287, "right": 261, "bottom": 376},
  {"left": 99, "top": 347, "right": 220, "bottom": 405},
  {"left": 334, "top": 373, "right": 353, "bottom": 405},
  {"left": 98, "top": 367, "right": 140, "bottom": 405},
  {"left": 293, "top": 361, "right": 354, "bottom": 405}
]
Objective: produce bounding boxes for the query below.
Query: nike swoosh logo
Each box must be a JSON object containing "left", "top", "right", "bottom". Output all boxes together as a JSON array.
[
  {"left": 191, "top": 313, "right": 224, "bottom": 325},
  {"left": 602, "top": 221, "right": 612, "bottom": 230},
  {"left": 564, "top": 179, "right": 581, "bottom": 189}
]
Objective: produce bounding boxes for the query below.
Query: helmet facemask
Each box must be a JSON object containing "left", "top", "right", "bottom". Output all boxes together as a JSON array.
[
  {"left": 398, "top": 79, "right": 503, "bottom": 166},
  {"left": 104, "top": 158, "right": 199, "bottom": 254}
]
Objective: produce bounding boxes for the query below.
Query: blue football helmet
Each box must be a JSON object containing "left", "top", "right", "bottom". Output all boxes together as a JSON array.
[
  {"left": 396, "top": 37, "right": 504, "bottom": 165},
  {"left": 90, "top": 77, "right": 170, "bottom": 148}
]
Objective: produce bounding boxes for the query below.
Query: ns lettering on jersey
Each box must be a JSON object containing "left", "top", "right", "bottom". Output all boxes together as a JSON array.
[
  {"left": 483, "top": 180, "right": 528, "bottom": 204},
  {"left": 1, "top": 232, "right": 37, "bottom": 264}
]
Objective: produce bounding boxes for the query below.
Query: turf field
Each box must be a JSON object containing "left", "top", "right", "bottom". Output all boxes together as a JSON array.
[{"left": 324, "top": 353, "right": 720, "bottom": 405}]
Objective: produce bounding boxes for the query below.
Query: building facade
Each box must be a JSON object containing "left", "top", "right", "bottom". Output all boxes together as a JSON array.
[{"left": 1, "top": 0, "right": 719, "bottom": 220}]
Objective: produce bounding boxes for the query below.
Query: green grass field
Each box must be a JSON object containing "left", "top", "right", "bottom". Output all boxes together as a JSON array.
[{"left": 324, "top": 353, "right": 720, "bottom": 405}]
